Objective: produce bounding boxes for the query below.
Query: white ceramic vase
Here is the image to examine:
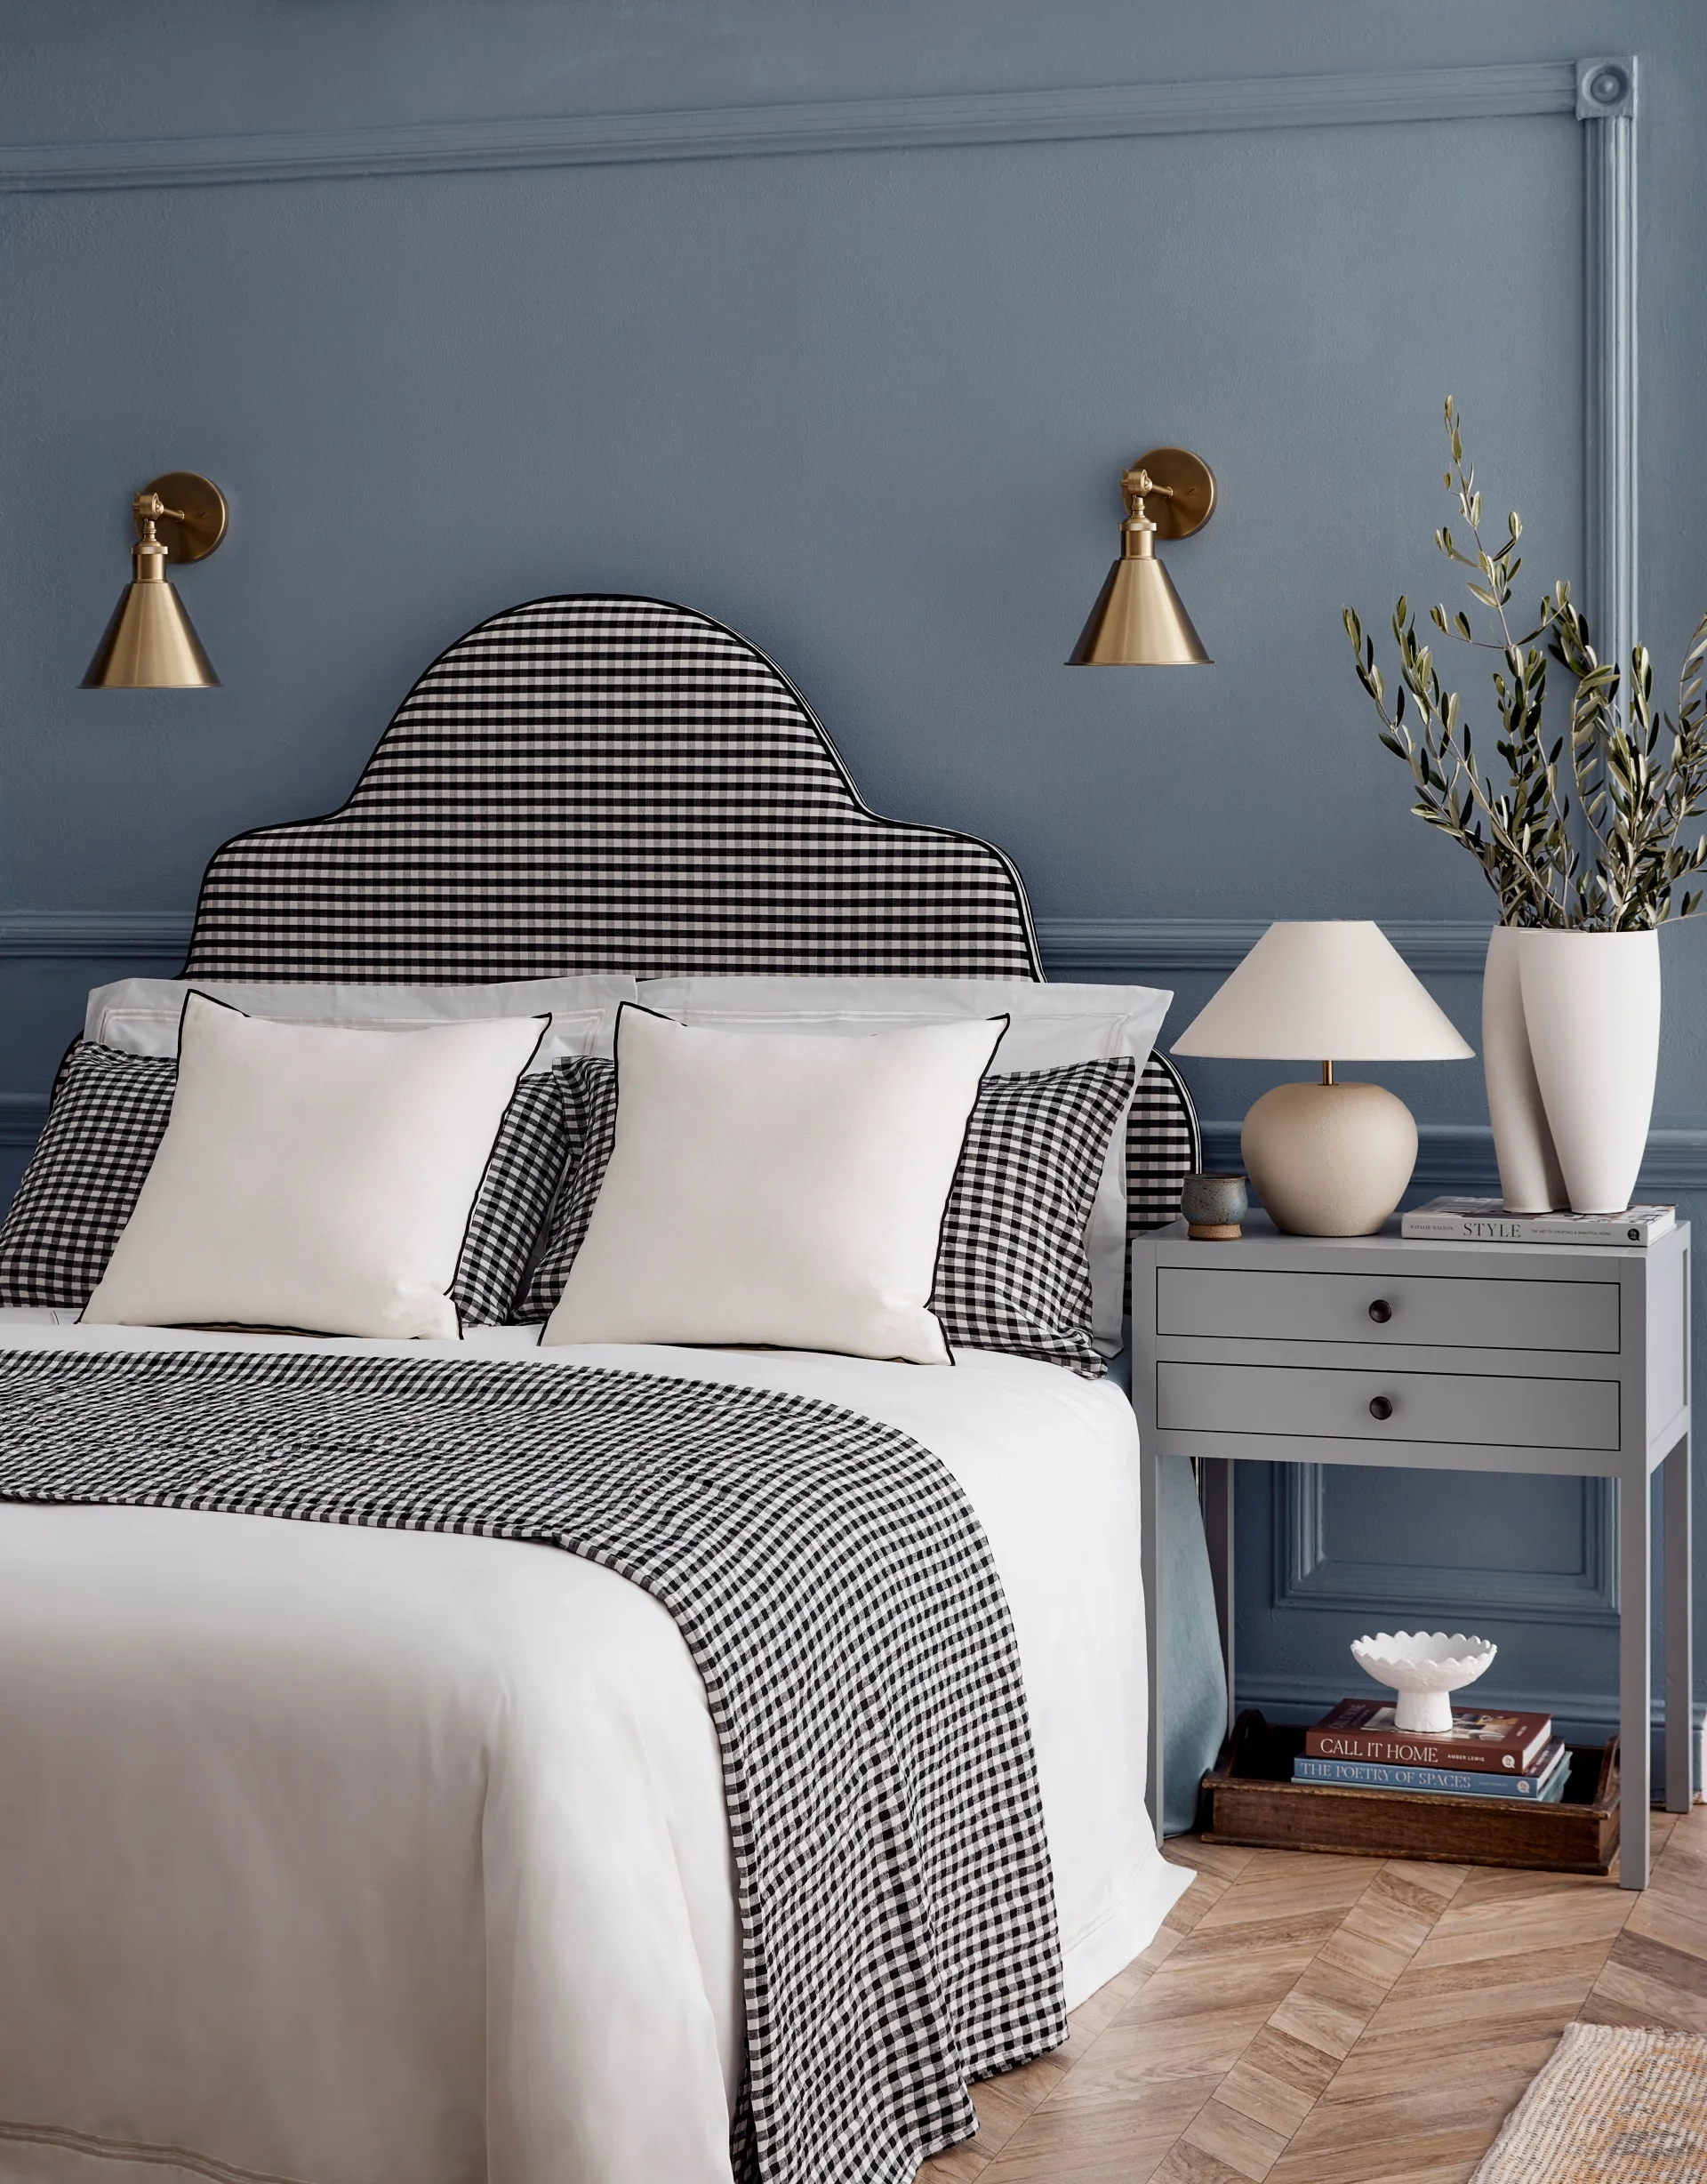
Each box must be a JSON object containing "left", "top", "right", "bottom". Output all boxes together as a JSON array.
[
  {"left": 1481, "top": 927, "right": 1567, "bottom": 1213},
  {"left": 1517, "top": 928, "right": 1661, "bottom": 1216}
]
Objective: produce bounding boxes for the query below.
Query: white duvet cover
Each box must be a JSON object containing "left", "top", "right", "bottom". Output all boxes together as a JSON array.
[{"left": 0, "top": 1315, "right": 1189, "bottom": 2184}]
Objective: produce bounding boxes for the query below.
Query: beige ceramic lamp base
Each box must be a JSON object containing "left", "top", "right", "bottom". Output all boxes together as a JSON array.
[{"left": 1241, "top": 1078, "right": 1418, "bottom": 1236}]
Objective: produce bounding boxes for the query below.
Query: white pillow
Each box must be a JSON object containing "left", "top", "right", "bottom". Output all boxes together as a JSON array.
[
  {"left": 542, "top": 1004, "right": 1007, "bottom": 1364},
  {"left": 637, "top": 976, "right": 1172, "bottom": 1352},
  {"left": 84, "top": 993, "right": 548, "bottom": 1340},
  {"left": 84, "top": 974, "right": 636, "bottom": 1069}
]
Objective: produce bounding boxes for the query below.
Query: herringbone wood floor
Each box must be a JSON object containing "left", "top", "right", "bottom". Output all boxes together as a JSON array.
[{"left": 920, "top": 1805, "right": 1707, "bottom": 2184}]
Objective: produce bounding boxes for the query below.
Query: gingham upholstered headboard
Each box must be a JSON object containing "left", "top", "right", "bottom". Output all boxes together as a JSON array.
[{"left": 183, "top": 593, "right": 1198, "bottom": 1229}]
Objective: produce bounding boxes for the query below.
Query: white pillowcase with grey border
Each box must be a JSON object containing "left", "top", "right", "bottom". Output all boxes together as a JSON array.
[{"left": 637, "top": 976, "right": 1171, "bottom": 1353}]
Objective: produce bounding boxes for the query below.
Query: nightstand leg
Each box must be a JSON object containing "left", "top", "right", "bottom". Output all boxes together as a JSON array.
[
  {"left": 1619, "top": 1465, "right": 1652, "bottom": 1888},
  {"left": 1664, "top": 1433, "right": 1694, "bottom": 1813},
  {"left": 1142, "top": 1441, "right": 1164, "bottom": 1845},
  {"left": 1202, "top": 1457, "right": 1236, "bottom": 1742}
]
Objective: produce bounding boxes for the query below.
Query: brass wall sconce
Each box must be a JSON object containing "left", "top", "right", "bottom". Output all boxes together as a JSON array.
[
  {"left": 82, "top": 471, "right": 227, "bottom": 688},
  {"left": 1068, "top": 446, "right": 1214, "bottom": 666}
]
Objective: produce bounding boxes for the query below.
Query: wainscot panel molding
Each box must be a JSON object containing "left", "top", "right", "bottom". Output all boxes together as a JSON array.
[
  {"left": 0, "top": 911, "right": 192, "bottom": 960},
  {"left": 1277, "top": 1465, "right": 1618, "bottom": 1627},
  {"left": 1036, "top": 915, "right": 1495, "bottom": 976},
  {"left": 1198, "top": 1118, "right": 1707, "bottom": 1193},
  {"left": 12, "top": 906, "right": 1494, "bottom": 974},
  {"left": 0, "top": 1096, "right": 48, "bottom": 1148},
  {"left": 1580, "top": 55, "right": 1639, "bottom": 686},
  {"left": 0, "top": 62, "right": 1585, "bottom": 194}
]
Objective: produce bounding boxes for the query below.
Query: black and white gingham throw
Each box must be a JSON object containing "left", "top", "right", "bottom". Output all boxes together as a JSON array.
[
  {"left": 521, "top": 1054, "right": 1134, "bottom": 1377},
  {"left": 0, "top": 1343, "right": 1066, "bottom": 2184},
  {"left": 0, "top": 1044, "right": 569, "bottom": 1327}
]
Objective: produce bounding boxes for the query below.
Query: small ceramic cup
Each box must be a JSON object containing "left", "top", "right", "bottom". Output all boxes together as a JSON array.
[{"left": 1181, "top": 1171, "right": 1249, "bottom": 1241}]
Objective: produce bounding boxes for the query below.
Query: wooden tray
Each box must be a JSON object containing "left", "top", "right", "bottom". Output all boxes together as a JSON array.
[{"left": 1200, "top": 1710, "right": 1620, "bottom": 1875}]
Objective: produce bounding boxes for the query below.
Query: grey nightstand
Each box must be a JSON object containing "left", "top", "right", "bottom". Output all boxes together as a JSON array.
[{"left": 1131, "top": 1213, "right": 1692, "bottom": 1889}]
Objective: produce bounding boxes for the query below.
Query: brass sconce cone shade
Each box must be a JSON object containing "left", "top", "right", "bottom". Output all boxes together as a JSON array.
[
  {"left": 1069, "top": 545, "right": 1211, "bottom": 665},
  {"left": 82, "top": 574, "right": 219, "bottom": 688},
  {"left": 81, "top": 471, "right": 226, "bottom": 689},
  {"left": 1068, "top": 445, "right": 1214, "bottom": 666}
]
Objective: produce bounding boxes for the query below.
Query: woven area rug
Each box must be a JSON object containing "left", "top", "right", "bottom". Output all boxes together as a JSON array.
[{"left": 1471, "top": 2022, "right": 1707, "bottom": 2181}]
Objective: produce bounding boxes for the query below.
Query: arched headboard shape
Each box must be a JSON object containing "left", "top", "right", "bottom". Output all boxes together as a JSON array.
[{"left": 185, "top": 594, "right": 1043, "bottom": 984}]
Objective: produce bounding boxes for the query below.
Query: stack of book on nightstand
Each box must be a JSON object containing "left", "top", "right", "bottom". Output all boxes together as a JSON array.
[{"left": 1293, "top": 1698, "right": 1569, "bottom": 1802}]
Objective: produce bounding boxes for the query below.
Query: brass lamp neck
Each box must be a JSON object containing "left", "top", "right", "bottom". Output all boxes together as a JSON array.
[
  {"left": 131, "top": 490, "right": 185, "bottom": 583},
  {"left": 132, "top": 519, "right": 168, "bottom": 582},
  {"left": 1322, "top": 1060, "right": 1335, "bottom": 1086}
]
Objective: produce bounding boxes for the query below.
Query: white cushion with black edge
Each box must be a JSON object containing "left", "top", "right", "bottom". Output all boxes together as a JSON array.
[
  {"left": 525, "top": 1050, "right": 1134, "bottom": 1377},
  {"left": 542, "top": 1005, "right": 1007, "bottom": 1364},
  {"left": 84, "top": 997, "right": 547, "bottom": 1340}
]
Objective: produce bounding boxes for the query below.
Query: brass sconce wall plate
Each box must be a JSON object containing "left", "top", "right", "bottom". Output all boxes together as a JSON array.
[
  {"left": 1133, "top": 447, "right": 1215, "bottom": 540},
  {"left": 142, "top": 471, "right": 228, "bottom": 566}
]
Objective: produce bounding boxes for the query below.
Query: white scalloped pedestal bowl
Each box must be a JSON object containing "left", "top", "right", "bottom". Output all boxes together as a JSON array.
[{"left": 1350, "top": 1630, "right": 1498, "bottom": 1734}]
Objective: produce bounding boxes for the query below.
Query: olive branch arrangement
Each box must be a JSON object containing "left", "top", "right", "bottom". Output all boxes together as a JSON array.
[{"left": 1343, "top": 397, "right": 1707, "bottom": 929}]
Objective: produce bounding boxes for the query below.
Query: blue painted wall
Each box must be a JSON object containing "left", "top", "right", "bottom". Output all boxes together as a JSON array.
[{"left": 4, "top": 1, "right": 1705, "bottom": 1761}]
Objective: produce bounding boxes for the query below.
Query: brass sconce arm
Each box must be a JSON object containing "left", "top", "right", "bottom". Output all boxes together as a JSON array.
[{"left": 1121, "top": 467, "right": 1176, "bottom": 528}]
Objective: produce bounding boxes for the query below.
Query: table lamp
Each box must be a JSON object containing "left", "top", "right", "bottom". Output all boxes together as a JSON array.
[{"left": 1171, "top": 921, "right": 1473, "bottom": 1235}]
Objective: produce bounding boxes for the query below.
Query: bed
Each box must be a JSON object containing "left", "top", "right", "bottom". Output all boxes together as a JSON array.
[{"left": 0, "top": 596, "right": 1207, "bottom": 2184}]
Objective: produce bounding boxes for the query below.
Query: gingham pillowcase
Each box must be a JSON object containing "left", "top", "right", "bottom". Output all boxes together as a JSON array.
[
  {"left": 519, "top": 1053, "right": 1134, "bottom": 1375},
  {"left": 0, "top": 1043, "right": 176, "bottom": 1310},
  {"left": 516, "top": 1054, "right": 620, "bottom": 1322},
  {"left": 0, "top": 1042, "right": 570, "bottom": 1324},
  {"left": 449, "top": 1071, "right": 573, "bottom": 1324},
  {"left": 934, "top": 1056, "right": 1135, "bottom": 1375}
]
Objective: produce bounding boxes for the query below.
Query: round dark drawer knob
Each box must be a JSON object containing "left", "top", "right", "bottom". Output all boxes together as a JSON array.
[
  {"left": 1368, "top": 1395, "right": 1394, "bottom": 1421},
  {"left": 1367, "top": 1298, "right": 1393, "bottom": 1324}
]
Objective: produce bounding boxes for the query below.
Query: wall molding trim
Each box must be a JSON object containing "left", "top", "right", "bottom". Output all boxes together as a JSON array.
[
  {"left": 0, "top": 61, "right": 1586, "bottom": 195},
  {"left": 1036, "top": 914, "right": 1495, "bottom": 976},
  {"left": 6, "top": 905, "right": 1497, "bottom": 973},
  {"left": 1276, "top": 1464, "right": 1618, "bottom": 1627},
  {"left": 0, "top": 1095, "right": 49, "bottom": 1148},
  {"left": 0, "top": 911, "right": 191, "bottom": 960},
  {"left": 1198, "top": 1117, "right": 1707, "bottom": 1194},
  {"left": 1581, "top": 56, "right": 1639, "bottom": 678}
]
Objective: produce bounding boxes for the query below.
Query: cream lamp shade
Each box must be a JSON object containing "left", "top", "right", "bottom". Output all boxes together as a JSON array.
[{"left": 1172, "top": 921, "right": 1472, "bottom": 1236}]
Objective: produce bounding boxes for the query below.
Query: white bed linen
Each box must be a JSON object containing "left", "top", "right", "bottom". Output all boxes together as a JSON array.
[{"left": 0, "top": 1314, "right": 1190, "bottom": 2184}]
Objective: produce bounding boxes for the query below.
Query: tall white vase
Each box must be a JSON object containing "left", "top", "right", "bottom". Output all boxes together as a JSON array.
[
  {"left": 1517, "top": 929, "right": 1661, "bottom": 1216},
  {"left": 1482, "top": 927, "right": 1567, "bottom": 1213}
]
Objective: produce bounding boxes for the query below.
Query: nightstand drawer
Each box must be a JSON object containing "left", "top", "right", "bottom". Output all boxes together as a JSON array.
[
  {"left": 1155, "top": 1267, "right": 1619, "bottom": 1353},
  {"left": 1157, "top": 1361, "right": 1620, "bottom": 1450}
]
